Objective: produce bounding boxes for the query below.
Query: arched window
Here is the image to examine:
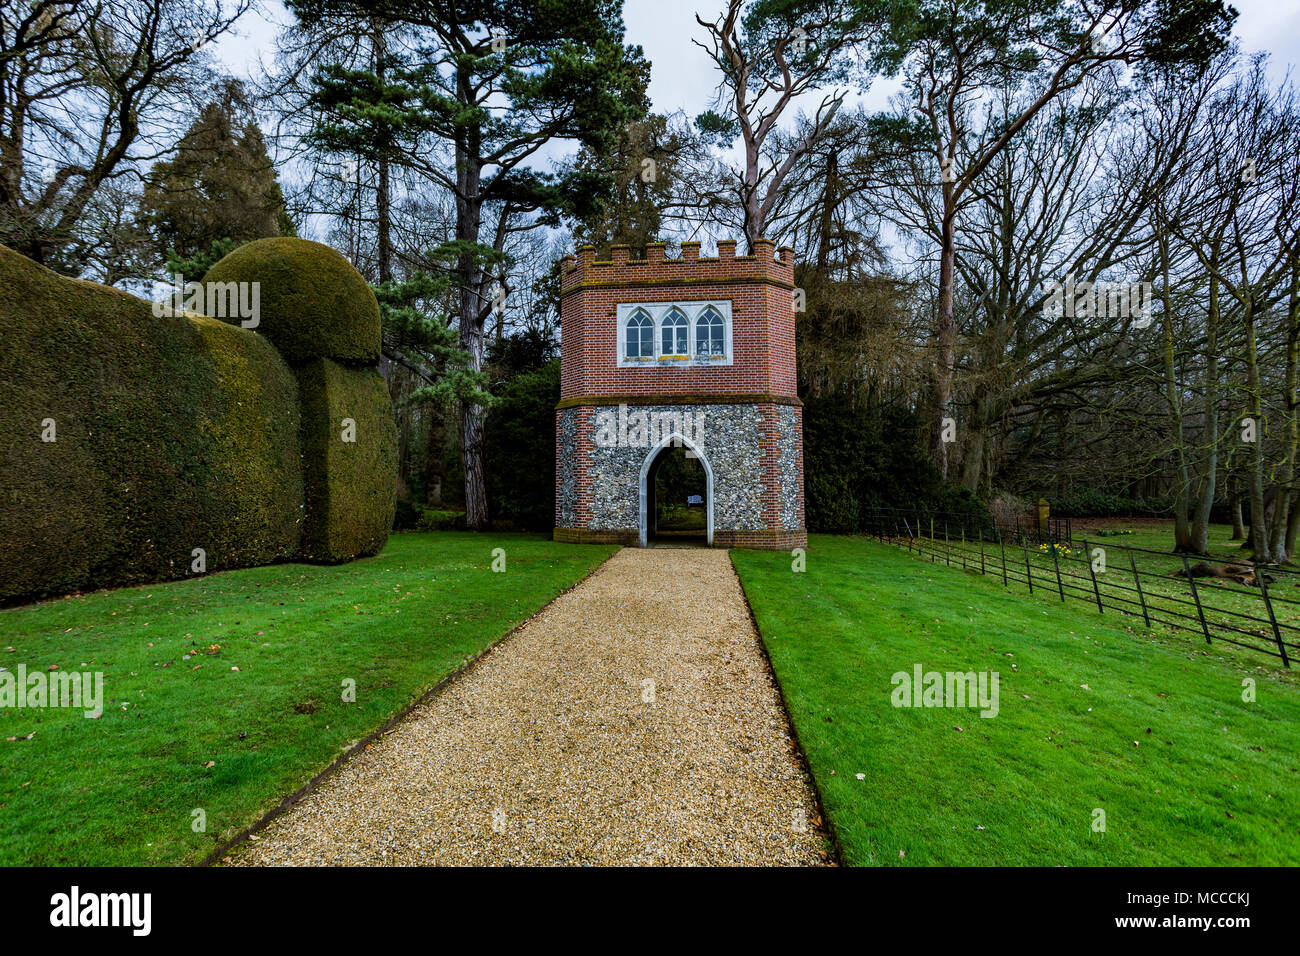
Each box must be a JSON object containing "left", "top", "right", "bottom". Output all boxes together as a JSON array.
[
  {"left": 696, "top": 306, "right": 725, "bottom": 358},
  {"left": 661, "top": 307, "right": 688, "bottom": 357},
  {"left": 626, "top": 309, "right": 653, "bottom": 359}
]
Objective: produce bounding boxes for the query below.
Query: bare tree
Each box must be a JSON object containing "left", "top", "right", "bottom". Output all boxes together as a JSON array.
[
  {"left": 0, "top": 0, "right": 250, "bottom": 271},
  {"left": 693, "top": 0, "right": 887, "bottom": 249}
]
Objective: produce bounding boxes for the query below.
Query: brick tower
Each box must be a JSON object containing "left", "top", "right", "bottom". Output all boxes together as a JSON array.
[{"left": 554, "top": 238, "right": 806, "bottom": 549}]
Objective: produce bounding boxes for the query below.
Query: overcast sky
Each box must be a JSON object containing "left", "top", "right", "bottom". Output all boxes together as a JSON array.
[{"left": 216, "top": 0, "right": 1300, "bottom": 117}]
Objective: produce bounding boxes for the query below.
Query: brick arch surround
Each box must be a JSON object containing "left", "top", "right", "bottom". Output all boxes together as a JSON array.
[{"left": 553, "top": 238, "right": 807, "bottom": 550}]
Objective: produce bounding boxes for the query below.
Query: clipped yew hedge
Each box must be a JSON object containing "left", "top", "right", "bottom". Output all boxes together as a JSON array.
[
  {"left": 0, "top": 245, "right": 303, "bottom": 602},
  {"left": 201, "top": 237, "right": 381, "bottom": 366},
  {"left": 0, "top": 236, "right": 396, "bottom": 604},
  {"left": 297, "top": 358, "right": 397, "bottom": 562}
]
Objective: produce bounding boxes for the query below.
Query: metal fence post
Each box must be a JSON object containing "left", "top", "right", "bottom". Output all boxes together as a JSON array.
[
  {"left": 1129, "top": 550, "right": 1150, "bottom": 628},
  {"left": 979, "top": 529, "right": 986, "bottom": 575},
  {"left": 999, "top": 530, "right": 1008, "bottom": 586},
  {"left": 1049, "top": 540, "right": 1065, "bottom": 601},
  {"left": 1180, "top": 553, "right": 1212, "bottom": 644},
  {"left": 1255, "top": 561, "right": 1290, "bottom": 667},
  {"left": 1083, "top": 538, "right": 1103, "bottom": 612},
  {"left": 1023, "top": 540, "right": 1033, "bottom": 594}
]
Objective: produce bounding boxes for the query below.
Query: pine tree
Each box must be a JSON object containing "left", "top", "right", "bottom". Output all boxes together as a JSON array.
[
  {"left": 289, "top": 0, "right": 648, "bottom": 529},
  {"left": 141, "top": 81, "right": 294, "bottom": 280}
]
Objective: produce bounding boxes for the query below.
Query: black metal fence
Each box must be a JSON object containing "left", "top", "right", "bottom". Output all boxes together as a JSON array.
[
  {"left": 861, "top": 506, "right": 1297, "bottom": 668},
  {"left": 894, "top": 506, "right": 1072, "bottom": 548}
]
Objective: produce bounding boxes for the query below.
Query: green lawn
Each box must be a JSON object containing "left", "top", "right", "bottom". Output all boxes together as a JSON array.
[
  {"left": 732, "top": 534, "right": 1300, "bottom": 866},
  {"left": 0, "top": 532, "right": 613, "bottom": 865}
]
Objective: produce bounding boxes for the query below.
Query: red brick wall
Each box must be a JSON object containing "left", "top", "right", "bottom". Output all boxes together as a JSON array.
[{"left": 560, "top": 239, "right": 797, "bottom": 401}]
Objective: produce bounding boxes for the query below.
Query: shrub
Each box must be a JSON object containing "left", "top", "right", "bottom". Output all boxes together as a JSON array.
[
  {"left": 0, "top": 244, "right": 303, "bottom": 601},
  {"left": 201, "top": 236, "right": 381, "bottom": 365},
  {"left": 806, "top": 472, "right": 860, "bottom": 533},
  {"left": 414, "top": 508, "right": 466, "bottom": 532},
  {"left": 393, "top": 498, "right": 421, "bottom": 531},
  {"left": 0, "top": 237, "right": 397, "bottom": 603},
  {"left": 484, "top": 360, "right": 560, "bottom": 530},
  {"left": 1049, "top": 490, "right": 1173, "bottom": 518},
  {"left": 296, "top": 358, "right": 398, "bottom": 562},
  {"left": 801, "top": 394, "right": 955, "bottom": 531}
]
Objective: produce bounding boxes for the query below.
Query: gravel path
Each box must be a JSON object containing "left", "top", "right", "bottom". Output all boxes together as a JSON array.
[{"left": 231, "top": 547, "right": 829, "bottom": 866}]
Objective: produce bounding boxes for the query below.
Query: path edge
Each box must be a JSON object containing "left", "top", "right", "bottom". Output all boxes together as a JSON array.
[
  {"left": 198, "top": 545, "right": 621, "bottom": 867},
  {"left": 727, "top": 548, "right": 844, "bottom": 867}
]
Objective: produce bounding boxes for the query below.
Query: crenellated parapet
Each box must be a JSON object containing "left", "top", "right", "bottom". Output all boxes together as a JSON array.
[{"left": 561, "top": 239, "right": 796, "bottom": 293}]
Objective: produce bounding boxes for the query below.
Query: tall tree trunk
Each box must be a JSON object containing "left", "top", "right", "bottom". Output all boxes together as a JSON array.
[
  {"left": 932, "top": 193, "right": 957, "bottom": 478},
  {"left": 1272, "top": 263, "right": 1300, "bottom": 563},
  {"left": 814, "top": 148, "right": 838, "bottom": 274},
  {"left": 1243, "top": 307, "right": 1273, "bottom": 562},
  {"left": 959, "top": 426, "right": 985, "bottom": 491},
  {"left": 1288, "top": 491, "right": 1300, "bottom": 559},
  {"left": 373, "top": 23, "right": 392, "bottom": 286},
  {"left": 1158, "top": 226, "right": 1193, "bottom": 552},
  {"left": 455, "top": 104, "right": 489, "bottom": 530},
  {"left": 373, "top": 22, "right": 393, "bottom": 386},
  {"left": 1189, "top": 269, "right": 1221, "bottom": 554},
  {"left": 424, "top": 405, "right": 445, "bottom": 507}
]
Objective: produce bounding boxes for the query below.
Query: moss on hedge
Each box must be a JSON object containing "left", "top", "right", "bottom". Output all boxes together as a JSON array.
[
  {"left": 201, "top": 237, "right": 381, "bottom": 366},
  {"left": 296, "top": 358, "right": 397, "bottom": 562},
  {"left": 0, "top": 244, "right": 304, "bottom": 602}
]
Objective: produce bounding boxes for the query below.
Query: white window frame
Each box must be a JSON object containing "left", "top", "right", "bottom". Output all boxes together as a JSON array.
[
  {"left": 661, "top": 307, "right": 689, "bottom": 358},
  {"left": 623, "top": 307, "right": 655, "bottom": 361},
  {"left": 615, "top": 300, "right": 733, "bottom": 369}
]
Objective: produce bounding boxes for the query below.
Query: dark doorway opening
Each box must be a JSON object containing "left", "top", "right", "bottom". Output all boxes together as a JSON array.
[{"left": 647, "top": 443, "right": 708, "bottom": 546}]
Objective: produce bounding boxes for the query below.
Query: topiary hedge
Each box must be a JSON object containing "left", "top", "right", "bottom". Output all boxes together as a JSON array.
[
  {"left": 0, "top": 238, "right": 396, "bottom": 604},
  {"left": 0, "top": 245, "right": 303, "bottom": 601},
  {"left": 201, "top": 236, "right": 381, "bottom": 365},
  {"left": 297, "top": 358, "right": 397, "bottom": 562}
]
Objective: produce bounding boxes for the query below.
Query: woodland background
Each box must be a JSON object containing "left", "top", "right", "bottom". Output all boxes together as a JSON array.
[{"left": 7, "top": 0, "right": 1300, "bottom": 559}]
